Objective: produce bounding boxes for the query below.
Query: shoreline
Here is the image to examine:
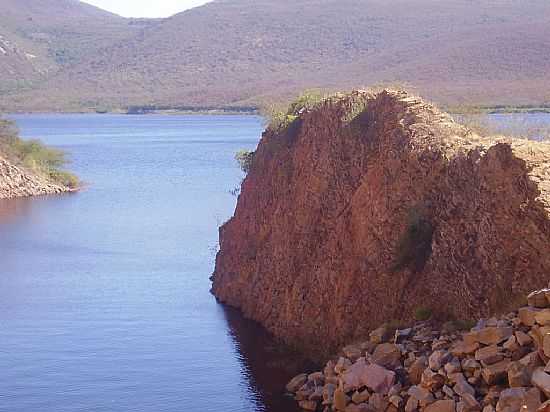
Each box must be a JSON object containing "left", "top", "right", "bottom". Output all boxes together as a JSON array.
[{"left": 5, "top": 105, "right": 550, "bottom": 117}]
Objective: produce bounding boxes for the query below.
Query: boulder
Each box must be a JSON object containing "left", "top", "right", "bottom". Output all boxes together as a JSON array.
[
  {"left": 343, "top": 358, "right": 369, "bottom": 391},
  {"left": 425, "top": 399, "right": 456, "bottom": 412},
  {"left": 538, "top": 400, "right": 550, "bottom": 412},
  {"left": 430, "top": 350, "right": 452, "bottom": 371},
  {"left": 409, "top": 356, "right": 428, "bottom": 384},
  {"left": 496, "top": 387, "right": 541, "bottom": 412},
  {"left": 532, "top": 368, "right": 550, "bottom": 398},
  {"left": 452, "top": 341, "right": 481, "bottom": 358},
  {"left": 298, "top": 400, "right": 318, "bottom": 411},
  {"left": 516, "top": 331, "right": 533, "bottom": 347},
  {"left": 351, "top": 389, "right": 370, "bottom": 404},
  {"left": 370, "top": 325, "right": 393, "bottom": 345},
  {"left": 482, "top": 359, "right": 511, "bottom": 385},
  {"left": 460, "top": 393, "right": 481, "bottom": 411},
  {"left": 287, "top": 373, "right": 308, "bottom": 392},
  {"left": 467, "top": 328, "right": 514, "bottom": 346},
  {"left": 535, "top": 310, "right": 550, "bottom": 327},
  {"left": 334, "top": 384, "right": 349, "bottom": 411},
  {"left": 508, "top": 361, "right": 533, "bottom": 387},
  {"left": 520, "top": 308, "right": 541, "bottom": 327},
  {"left": 372, "top": 343, "right": 402, "bottom": 369},
  {"left": 408, "top": 385, "right": 435, "bottom": 403},
  {"left": 528, "top": 290, "right": 550, "bottom": 308},
  {"left": 343, "top": 345, "right": 363, "bottom": 361},
  {"left": 361, "top": 363, "right": 396, "bottom": 395},
  {"left": 476, "top": 345, "right": 504, "bottom": 365}
]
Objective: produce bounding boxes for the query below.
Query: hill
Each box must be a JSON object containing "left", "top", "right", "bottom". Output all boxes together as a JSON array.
[
  {"left": 0, "top": 0, "right": 152, "bottom": 95},
  {"left": 2, "top": 0, "right": 550, "bottom": 111}
]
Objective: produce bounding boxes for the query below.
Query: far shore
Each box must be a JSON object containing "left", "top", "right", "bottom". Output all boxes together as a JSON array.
[{"left": 4, "top": 104, "right": 550, "bottom": 117}]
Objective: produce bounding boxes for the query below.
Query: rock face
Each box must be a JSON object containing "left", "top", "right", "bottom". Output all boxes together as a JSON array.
[
  {"left": 0, "top": 156, "right": 71, "bottom": 199},
  {"left": 212, "top": 89, "right": 550, "bottom": 355}
]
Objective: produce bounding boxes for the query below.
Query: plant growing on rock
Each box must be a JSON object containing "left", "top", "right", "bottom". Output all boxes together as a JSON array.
[
  {"left": 235, "top": 149, "right": 255, "bottom": 175},
  {"left": 414, "top": 306, "right": 433, "bottom": 321},
  {"left": 0, "top": 118, "right": 79, "bottom": 188},
  {"left": 261, "top": 90, "right": 328, "bottom": 131},
  {"left": 392, "top": 206, "right": 434, "bottom": 273}
]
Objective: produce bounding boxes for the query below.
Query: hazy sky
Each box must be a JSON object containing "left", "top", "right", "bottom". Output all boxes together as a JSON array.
[{"left": 81, "top": 0, "right": 212, "bottom": 18}]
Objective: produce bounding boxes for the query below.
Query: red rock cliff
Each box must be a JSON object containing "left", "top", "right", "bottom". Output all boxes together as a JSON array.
[{"left": 212, "top": 90, "right": 550, "bottom": 356}]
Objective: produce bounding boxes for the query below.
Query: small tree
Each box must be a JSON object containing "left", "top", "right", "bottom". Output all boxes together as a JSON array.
[{"left": 235, "top": 150, "right": 255, "bottom": 174}]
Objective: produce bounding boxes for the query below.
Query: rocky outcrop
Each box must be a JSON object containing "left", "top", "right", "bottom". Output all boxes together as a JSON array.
[
  {"left": 212, "top": 89, "right": 550, "bottom": 356},
  {"left": 0, "top": 155, "right": 71, "bottom": 198},
  {"left": 285, "top": 289, "right": 550, "bottom": 412}
]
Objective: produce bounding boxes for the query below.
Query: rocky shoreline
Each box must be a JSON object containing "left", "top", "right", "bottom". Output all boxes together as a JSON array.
[
  {"left": 0, "top": 156, "right": 73, "bottom": 199},
  {"left": 286, "top": 289, "right": 550, "bottom": 412}
]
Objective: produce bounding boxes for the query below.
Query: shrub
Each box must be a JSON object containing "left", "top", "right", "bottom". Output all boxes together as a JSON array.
[
  {"left": 235, "top": 149, "right": 255, "bottom": 174},
  {"left": 392, "top": 206, "right": 434, "bottom": 272},
  {"left": 260, "top": 90, "right": 327, "bottom": 131},
  {"left": 0, "top": 118, "right": 79, "bottom": 188},
  {"left": 414, "top": 307, "right": 432, "bottom": 321}
]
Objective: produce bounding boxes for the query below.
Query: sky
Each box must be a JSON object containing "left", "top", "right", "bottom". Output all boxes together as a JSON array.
[{"left": 81, "top": 0, "right": 213, "bottom": 18}]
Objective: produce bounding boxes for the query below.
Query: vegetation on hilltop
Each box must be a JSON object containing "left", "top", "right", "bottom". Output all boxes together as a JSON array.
[{"left": 0, "top": 119, "right": 79, "bottom": 188}]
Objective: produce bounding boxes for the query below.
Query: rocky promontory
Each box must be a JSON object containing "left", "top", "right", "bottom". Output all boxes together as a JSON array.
[
  {"left": 212, "top": 90, "right": 550, "bottom": 356},
  {"left": 0, "top": 155, "right": 73, "bottom": 199}
]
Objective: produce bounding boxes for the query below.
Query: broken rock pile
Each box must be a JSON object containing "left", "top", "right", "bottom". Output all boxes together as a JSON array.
[{"left": 287, "top": 289, "right": 550, "bottom": 412}]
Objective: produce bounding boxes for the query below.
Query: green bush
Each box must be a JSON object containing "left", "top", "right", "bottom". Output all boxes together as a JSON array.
[
  {"left": 235, "top": 149, "right": 255, "bottom": 174},
  {"left": 414, "top": 307, "right": 432, "bottom": 321},
  {"left": 392, "top": 206, "right": 434, "bottom": 272},
  {"left": 0, "top": 118, "right": 79, "bottom": 188},
  {"left": 261, "top": 90, "right": 327, "bottom": 131}
]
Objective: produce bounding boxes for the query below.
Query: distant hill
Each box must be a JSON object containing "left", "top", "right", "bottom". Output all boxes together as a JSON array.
[
  {"left": 2, "top": 0, "right": 550, "bottom": 111},
  {"left": 0, "top": 0, "right": 153, "bottom": 94}
]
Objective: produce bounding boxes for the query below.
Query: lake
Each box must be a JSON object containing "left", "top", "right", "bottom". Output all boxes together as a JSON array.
[
  {"left": 1, "top": 112, "right": 548, "bottom": 412},
  {"left": 0, "top": 114, "right": 310, "bottom": 412}
]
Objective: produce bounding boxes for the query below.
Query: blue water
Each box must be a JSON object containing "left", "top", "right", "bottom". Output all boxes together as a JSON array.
[
  {"left": 1, "top": 112, "right": 548, "bottom": 412},
  {"left": 0, "top": 114, "right": 307, "bottom": 412}
]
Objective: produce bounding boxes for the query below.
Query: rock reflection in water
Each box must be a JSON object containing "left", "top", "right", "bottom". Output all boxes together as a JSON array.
[
  {"left": 0, "top": 197, "right": 34, "bottom": 225},
  {"left": 221, "top": 305, "right": 317, "bottom": 412}
]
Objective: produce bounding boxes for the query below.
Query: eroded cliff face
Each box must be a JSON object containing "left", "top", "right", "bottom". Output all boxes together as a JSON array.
[
  {"left": 212, "top": 90, "right": 550, "bottom": 356},
  {"left": 0, "top": 156, "right": 70, "bottom": 199}
]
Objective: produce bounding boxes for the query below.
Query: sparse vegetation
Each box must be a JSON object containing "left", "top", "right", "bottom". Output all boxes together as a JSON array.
[
  {"left": 2, "top": 1, "right": 550, "bottom": 111},
  {"left": 392, "top": 206, "right": 434, "bottom": 273},
  {"left": 235, "top": 150, "right": 255, "bottom": 175},
  {"left": 261, "top": 90, "right": 327, "bottom": 131},
  {"left": 414, "top": 306, "right": 432, "bottom": 321},
  {"left": 0, "top": 118, "right": 79, "bottom": 188}
]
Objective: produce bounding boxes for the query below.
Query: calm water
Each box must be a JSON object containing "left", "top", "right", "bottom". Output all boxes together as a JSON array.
[
  {"left": 0, "top": 114, "right": 308, "bottom": 412},
  {"left": 1, "top": 112, "right": 548, "bottom": 412}
]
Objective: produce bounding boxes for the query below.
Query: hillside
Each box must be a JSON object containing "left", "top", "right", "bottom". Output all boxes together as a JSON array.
[
  {"left": 2, "top": 0, "right": 550, "bottom": 111},
  {"left": 0, "top": 0, "right": 151, "bottom": 95},
  {"left": 211, "top": 89, "right": 550, "bottom": 356}
]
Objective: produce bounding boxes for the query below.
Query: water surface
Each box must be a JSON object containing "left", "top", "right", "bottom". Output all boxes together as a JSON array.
[
  {"left": 0, "top": 114, "right": 307, "bottom": 412},
  {"left": 2, "top": 112, "right": 548, "bottom": 412}
]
